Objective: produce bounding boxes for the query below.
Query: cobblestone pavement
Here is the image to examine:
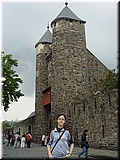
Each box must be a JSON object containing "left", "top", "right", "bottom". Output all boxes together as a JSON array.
[{"left": 1, "top": 142, "right": 119, "bottom": 159}]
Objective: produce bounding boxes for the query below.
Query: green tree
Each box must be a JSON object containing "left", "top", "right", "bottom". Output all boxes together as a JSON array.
[
  {"left": 95, "top": 69, "right": 118, "bottom": 93},
  {"left": 2, "top": 121, "right": 12, "bottom": 133},
  {"left": 2, "top": 121, "right": 17, "bottom": 133},
  {"left": 2, "top": 52, "right": 24, "bottom": 111}
]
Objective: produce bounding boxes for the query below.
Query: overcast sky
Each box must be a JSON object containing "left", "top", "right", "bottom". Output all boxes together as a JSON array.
[{"left": 0, "top": 0, "right": 118, "bottom": 122}]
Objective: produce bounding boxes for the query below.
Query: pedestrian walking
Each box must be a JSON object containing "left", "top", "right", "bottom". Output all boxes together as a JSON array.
[
  {"left": 41, "top": 134, "right": 45, "bottom": 146},
  {"left": 26, "top": 132, "right": 32, "bottom": 148},
  {"left": 78, "top": 129, "right": 89, "bottom": 159},
  {"left": 46, "top": 114, "right": 74, "bottom": 159},
  {"left": 6, "top": 132, "right": 12, "bottom": 146},
  {"left": 2, "top": 132, "right": 5, "bottom": 144},
  {"left": 17, "top": 132, "right": 21, "bottom": 147},
  {"left": 12, "top": 132, "right": 20, "bottom": 148},
  {"left": 10, "top": 132, "right": 15, "bottom": 147},
  {"left": 21, "top": 132, "right": 26, "bottom": 148}
]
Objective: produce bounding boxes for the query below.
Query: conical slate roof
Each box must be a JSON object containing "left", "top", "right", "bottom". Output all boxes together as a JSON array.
[
  {"left": 35, "top": 25, "right": 52, "bottom": 48},
  {"left": 51, "top": 2, "right": 86, "bottom": 26}
]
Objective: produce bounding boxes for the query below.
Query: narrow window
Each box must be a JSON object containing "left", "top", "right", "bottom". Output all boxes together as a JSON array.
[
  {"left": 83, "top": 102, "right": 85, "bottom": 111},
  {"left": 108, "top": 93, "right": 111, "bottom": 106},
  {"left": 95, "top": 98, "right": 97, "bottom": 109},
  {"left": 28, "top": 125, "right": 31, "bottom": 134},
  {"left": 102, "top": 125, "right": 104, "bottom": 138}
]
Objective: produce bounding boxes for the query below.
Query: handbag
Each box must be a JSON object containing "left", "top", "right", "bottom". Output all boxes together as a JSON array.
[
  {"left": 44, "top": 129, "right": 65, "bottom": 159},
  {"left": 85, "top": 143, "right": 89, "bottom": 149}
]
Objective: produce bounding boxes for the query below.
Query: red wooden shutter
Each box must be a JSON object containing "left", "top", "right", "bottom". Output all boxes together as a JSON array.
[{"left": 43, "top": 87, "right": 51, "bottom": 107}]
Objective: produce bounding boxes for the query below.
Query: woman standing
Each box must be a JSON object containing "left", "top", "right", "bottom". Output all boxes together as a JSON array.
[
  {"left": 47, "top": 114, "right": 74, "bottom": 159},
  {"left": 78, "top": 129, "right": 89, "bottom": 159}
]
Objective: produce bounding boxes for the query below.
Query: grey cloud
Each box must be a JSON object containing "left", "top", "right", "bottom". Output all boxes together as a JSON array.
[{"left": 2, "top": 2, "right": 118, "bottom": 97}]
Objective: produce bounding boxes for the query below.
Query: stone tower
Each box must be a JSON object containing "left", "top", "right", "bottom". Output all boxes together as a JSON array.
[
  {"left": 34, "top": 3, "right": 109, "bottom": 143},
  {"left": 34, "top": 25, "right": 52, "bottom": 141},
  {"left": 50, "top": 2, "right": 90, "bottom": 127}
]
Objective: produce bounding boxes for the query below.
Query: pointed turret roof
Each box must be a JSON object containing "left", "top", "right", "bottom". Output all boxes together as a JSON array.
[
  {"left": 51, "top": 2, "right": 86, "bottom": 26},
  {"left": 35, "top": 24, "right": 52, "bottom": 48}
]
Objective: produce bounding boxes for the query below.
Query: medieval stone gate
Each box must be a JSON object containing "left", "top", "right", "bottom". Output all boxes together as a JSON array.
[{"left": 33, "top": 3, "right": 118, "bottom": 150}]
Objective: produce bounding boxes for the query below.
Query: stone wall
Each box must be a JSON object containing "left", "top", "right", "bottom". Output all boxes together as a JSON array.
[
  {"left": 34, "top": 43, "right": 52, "bottom": 143},
  {"left": 34, "top": 16, "right": 118, "bottom": 150},
  {"left": 86, "top": 48, "right": 109, "bottom": 92},
  {"left": 48, "top": 19, "right": 109, "bottom": 128},
  {"left": 14, "top": 89, "right": 118, "bottom": 150},
  {"left": 14, "top": 115, "right": 35, "bottom": 141},
  {"left": 69, "top": 89, "right": 118, "bottom": 150}
]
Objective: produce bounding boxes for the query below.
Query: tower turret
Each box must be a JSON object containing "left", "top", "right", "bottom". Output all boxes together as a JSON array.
[
  {"left": 51, "top": 2, "right": 86, "bottom": 48},
  {"left": 49, "top": 3, "right": 88, "bottom": 124},
  {"left": 35, "top": 24, "right": 52, "bottom": 48},
  {"left": 51, "top": 2, "right": 86, "bottom": 26},
  {"left": 34, "top": 25, "right": 52, "bottom": 142}
]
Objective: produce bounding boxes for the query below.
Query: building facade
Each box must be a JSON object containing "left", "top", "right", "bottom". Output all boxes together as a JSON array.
[
  {"left": 13, "top": 111, "right": 35, "bottom": 140},
  {"left": 34, "top": 3, "right": 118, "bottom": 150}
]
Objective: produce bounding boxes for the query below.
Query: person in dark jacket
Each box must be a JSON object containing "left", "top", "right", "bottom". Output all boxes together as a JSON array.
[
  {"left": 78, "top": 129, "right": 89, "bottom": 159},
  {"left": 6, "top": 132, "right": 11, "bottom": 146}
]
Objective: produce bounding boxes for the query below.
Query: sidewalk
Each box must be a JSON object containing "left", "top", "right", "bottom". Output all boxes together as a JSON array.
[
  {"left": 73, "top": 147, "right": 118, "bottom": 159},
  {"left": 1, "top": 142, "right": 119, "bottom": 159}
]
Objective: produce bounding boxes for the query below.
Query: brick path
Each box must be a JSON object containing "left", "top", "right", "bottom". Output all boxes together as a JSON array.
[{"left": 1, "top": 141, "right": 118, "bottom": 159}]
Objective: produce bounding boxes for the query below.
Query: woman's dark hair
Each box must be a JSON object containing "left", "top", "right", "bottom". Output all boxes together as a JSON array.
[
  {"left": 83, "top": 129, "right": 88, "bottom": 134},
  {"left": 57, "top": 114, "right": 66, "bottom": 120}
]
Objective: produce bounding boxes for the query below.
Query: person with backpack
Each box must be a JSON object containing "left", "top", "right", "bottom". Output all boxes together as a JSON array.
[
  {"left": 78, "top": 129, "right": 89, "bottom": 159},
  {"left": 26, "top": 132, "right": 32, "bottom": 148}
]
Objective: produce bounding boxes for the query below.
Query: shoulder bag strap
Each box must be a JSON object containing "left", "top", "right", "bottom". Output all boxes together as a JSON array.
[{"left": 51, "top": 129, "right": 65, "bottom": 153}]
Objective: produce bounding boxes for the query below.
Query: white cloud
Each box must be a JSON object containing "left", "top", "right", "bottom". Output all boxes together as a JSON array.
[{"left": 2, "top": 96, "right": 35, "bottom": 121}]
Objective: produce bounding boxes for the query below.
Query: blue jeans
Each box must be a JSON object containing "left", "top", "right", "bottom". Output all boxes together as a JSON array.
[{"left": 78, "top": 146, "right": 88, "bottom": 158}]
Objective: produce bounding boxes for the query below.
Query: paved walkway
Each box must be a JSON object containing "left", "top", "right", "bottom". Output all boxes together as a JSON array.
[{"left": 1, "top": 142, "right": 119, "bottom": 159}]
